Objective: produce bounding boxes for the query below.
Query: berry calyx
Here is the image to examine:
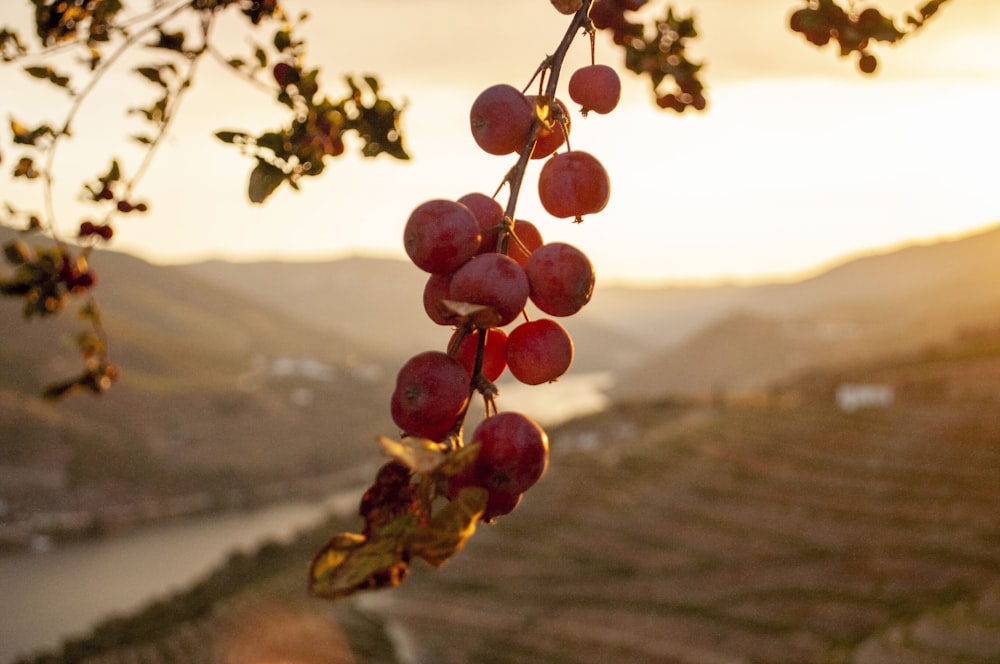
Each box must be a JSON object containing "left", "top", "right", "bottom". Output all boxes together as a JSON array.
[{"left": 538, "top": 151, "right": 610, "bottom": 219}]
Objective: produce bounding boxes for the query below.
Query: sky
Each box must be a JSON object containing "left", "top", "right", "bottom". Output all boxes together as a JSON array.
[{"left": 3, "top": 0, "right": 1000, "bottom": 285}]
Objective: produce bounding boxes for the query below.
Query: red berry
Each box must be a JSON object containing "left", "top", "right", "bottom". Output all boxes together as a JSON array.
[
  {"left": 568, "top": 64, "right": 621, "bottom": 115},
  {"left": 504, "top": 219, "right": 543, "bottom": 267},
  {"left": 449, "top": 254, "right": 529, "bottom": 327},
  {"left": 458, "top": 192, "right": 506, "bottom": 254},
  {"left": 470, "top": 84, "right": 535, "bottom": 156},
  {"left": 471, "top": 411, "right": 549, "bottom": 494},
  {"left": 390, "top": 351, "right": 470, "bottom": 441},
  {"left": 403, "top": 199, "right": 482, "bottom": 274},
  {"left": 446, "top": 462, "right": 522, "bottom": 521},
  {"left": 448, "top": 327, "right": 508, "bottom": 382},
  {"left": 506, "top": 318, "right": 574, "bottom": 385},
  {"left": 524, "top": 242, "right": 595, "bottom": 316},
  {"left": 423, "top": 272, "right": 454, "bottom": 325},
  {"left": 538, "top": 151, "right": 610, "bottom": 219}
]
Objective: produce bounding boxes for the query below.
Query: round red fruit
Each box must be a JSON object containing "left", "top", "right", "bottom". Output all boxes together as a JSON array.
[
  {"left": 404, "top": 199, "right": 481, "bottom": 274},
  {"left": 446, "top": 462, "right": 522, "bottom": 522},
  {"left": 449, "top": 327, "right": 508, "bottom": 382},
  {"left": 458, "top": 192, "right": 505, "bottom": 254},
  {"left": 505, "top": 219, "right": 543, "bottom": 267},
  {"left": 449, "top": 254, "right": 529, "bottom": 327},
  {"left": 423, "top": 272, "right": 454, "bottom": 326},
  {"left": 525, "top": 242, "right": 595, "bottom": 316},
  {"left": 470, "top": 84, "right": 535, "bottom": 156},
  {"left": 390, "top": 351, "right": 470, "bottom": 441},
  {"left": 568, "top": 64, "right": 621, "bottom": 115},
  {"left": 538, "top": 151, "right": 610, "bottom": 219},
  {"left": 472, "top": 411, "right": 549, "bottom": 494},
  {"left": 506, "top": 318, "right": 574, "bottom": 385}
]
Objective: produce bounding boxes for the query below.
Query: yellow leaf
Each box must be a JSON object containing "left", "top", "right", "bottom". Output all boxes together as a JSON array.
[
  {"left": 377, "top": 435, "right": 447, "bottom": 474},
  {"left": 308, "top": 514, "right": 418, "bottom": 600},
  {"left": 408, "top": 487, "right": 488, "bottom": 567}
]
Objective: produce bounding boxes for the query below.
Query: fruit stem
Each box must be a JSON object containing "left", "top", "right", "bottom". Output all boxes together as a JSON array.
[{"left": 498, "top": 0, "right": 594, "bottom": 255}]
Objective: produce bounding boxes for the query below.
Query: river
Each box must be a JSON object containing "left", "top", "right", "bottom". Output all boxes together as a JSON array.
[
  {"left": 0, "top": 371, "right": 612, "bottom": 663},
  {"left": 0, "top": 492, "right": 361, "bottom": 664}
]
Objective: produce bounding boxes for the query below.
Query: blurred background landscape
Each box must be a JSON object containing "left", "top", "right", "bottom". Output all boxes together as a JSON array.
[
  {"left": 2, "top": 0, "right": 999, "bottom": 661},
  {"left": 2, "top": 221, "right": 999, "bottom": 663}
]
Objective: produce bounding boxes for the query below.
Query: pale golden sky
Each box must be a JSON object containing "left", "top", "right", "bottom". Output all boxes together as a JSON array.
[{"left": 4, "top": 1, "right": 1000, "bottom": 283}]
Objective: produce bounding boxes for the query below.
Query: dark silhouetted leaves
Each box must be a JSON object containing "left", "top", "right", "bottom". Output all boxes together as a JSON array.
[
  {"left": 592, "top": 1, "right": 707, "bottom": 112},
  {"left": 247, "top": 158, "right": 286, "bottom": 203},
  {"left": 10, "top": 118, "right": 56, "bottom": 147},
  {"left": 788, "top": 0, "right": 947, "bottom": 74},
  {"left": 24, "top": 64, "right": 71, "bottom": 89}
]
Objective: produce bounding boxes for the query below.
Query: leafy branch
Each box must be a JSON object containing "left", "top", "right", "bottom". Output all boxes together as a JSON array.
[{"left": 0, "top": 0, "right": 410, "bottom": 398}]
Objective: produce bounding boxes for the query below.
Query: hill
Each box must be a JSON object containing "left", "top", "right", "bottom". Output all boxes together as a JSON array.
[
  {"left": 0, "top": 228, "right": 393, "bottom": 548},
  {"left": 606, "top": 223, "right": 1000, "bottom": 399},
  {"left": 18, "top": 323, "right": 1000, "bottom": 664},
  {"left": 181, "top": 256, "right": 649, "bottom": 373}
]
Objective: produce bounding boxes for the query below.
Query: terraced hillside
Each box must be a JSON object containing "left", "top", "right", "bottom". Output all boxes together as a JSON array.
[{"left": 21, "top": 342, "right": 1000, "bottom": 664}]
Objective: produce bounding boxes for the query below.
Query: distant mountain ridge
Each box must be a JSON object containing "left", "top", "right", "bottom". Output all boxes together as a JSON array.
[
  {"left": 181, "top": 222, "right": 1000, "bottom": 392},
  {"left": 3, "top": 221, "right": 999, "bottom": 535}
]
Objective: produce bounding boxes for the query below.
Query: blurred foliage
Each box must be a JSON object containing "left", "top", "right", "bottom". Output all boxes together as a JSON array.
[{"left": 0, "top": 0, "right": 409, "bottom": 397}]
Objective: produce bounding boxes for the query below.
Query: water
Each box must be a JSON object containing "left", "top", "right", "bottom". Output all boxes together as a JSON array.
[
  {"left": 0, "top": 493, "right": 359, "bottom": 664},
  {"left": 0, "top": 372, "right": 612, "bottom": 663}
]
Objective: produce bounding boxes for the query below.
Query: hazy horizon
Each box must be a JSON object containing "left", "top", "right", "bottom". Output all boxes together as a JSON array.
[{"left": 3, "top": 0, "right": 999, "bottom": 283}]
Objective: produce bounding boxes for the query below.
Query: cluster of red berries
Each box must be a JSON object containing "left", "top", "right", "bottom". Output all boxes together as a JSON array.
[{"left": 388, "top": 44, "right": 621, "bottom": 521}]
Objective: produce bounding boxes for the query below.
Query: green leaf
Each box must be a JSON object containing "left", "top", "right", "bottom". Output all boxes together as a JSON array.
[
  {"left": 247, "top": 159, "right": 285, "bottom": 203},
  {"left": 254, "top": 46, "right": 267, "bottom": 68}
]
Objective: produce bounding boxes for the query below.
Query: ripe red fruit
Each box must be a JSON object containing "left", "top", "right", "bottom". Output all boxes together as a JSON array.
[
  {"left": 390, "top": 351, "right": 470, "bottom": 441},
  {"left": 471, "top": 411, "right": 549, "bottom": 494},
  {"left": 470, "top": 84, "right": 535, "bottom": 156},
  {"left": 526, "top": 96, "right": 570, "bottom": 160},
  {"left": 568, "top": 64, "right": 621, "bottom": 115},
  {"left": 524, "top": 242, "right": 595, "bottom": 316},
  {"left": 449, "top": 254, "right": 529, "bottom": 327},
  {"left": 538, "top": 151, "right": 610, "bottom": 219},
  {"left": 506, "top": 318, "right": 574, "bottom": 385},
  {"left": 504, "top": 219, "right": 543, "bottom": 267},
  {"left": 458, "top": 192, "right": 506, "bottom": 254},
  {"left": 446, "top": 461, "right": 522, "bottom": 522},
  {"left": 423, "top": 272, "right": 454, "bottom": 326},
  {"left": 404, "top": 199, "right": 482, "bottom": 274},
  {"left": 448, "top": 327, "right": 508, "bottom": 382}
]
